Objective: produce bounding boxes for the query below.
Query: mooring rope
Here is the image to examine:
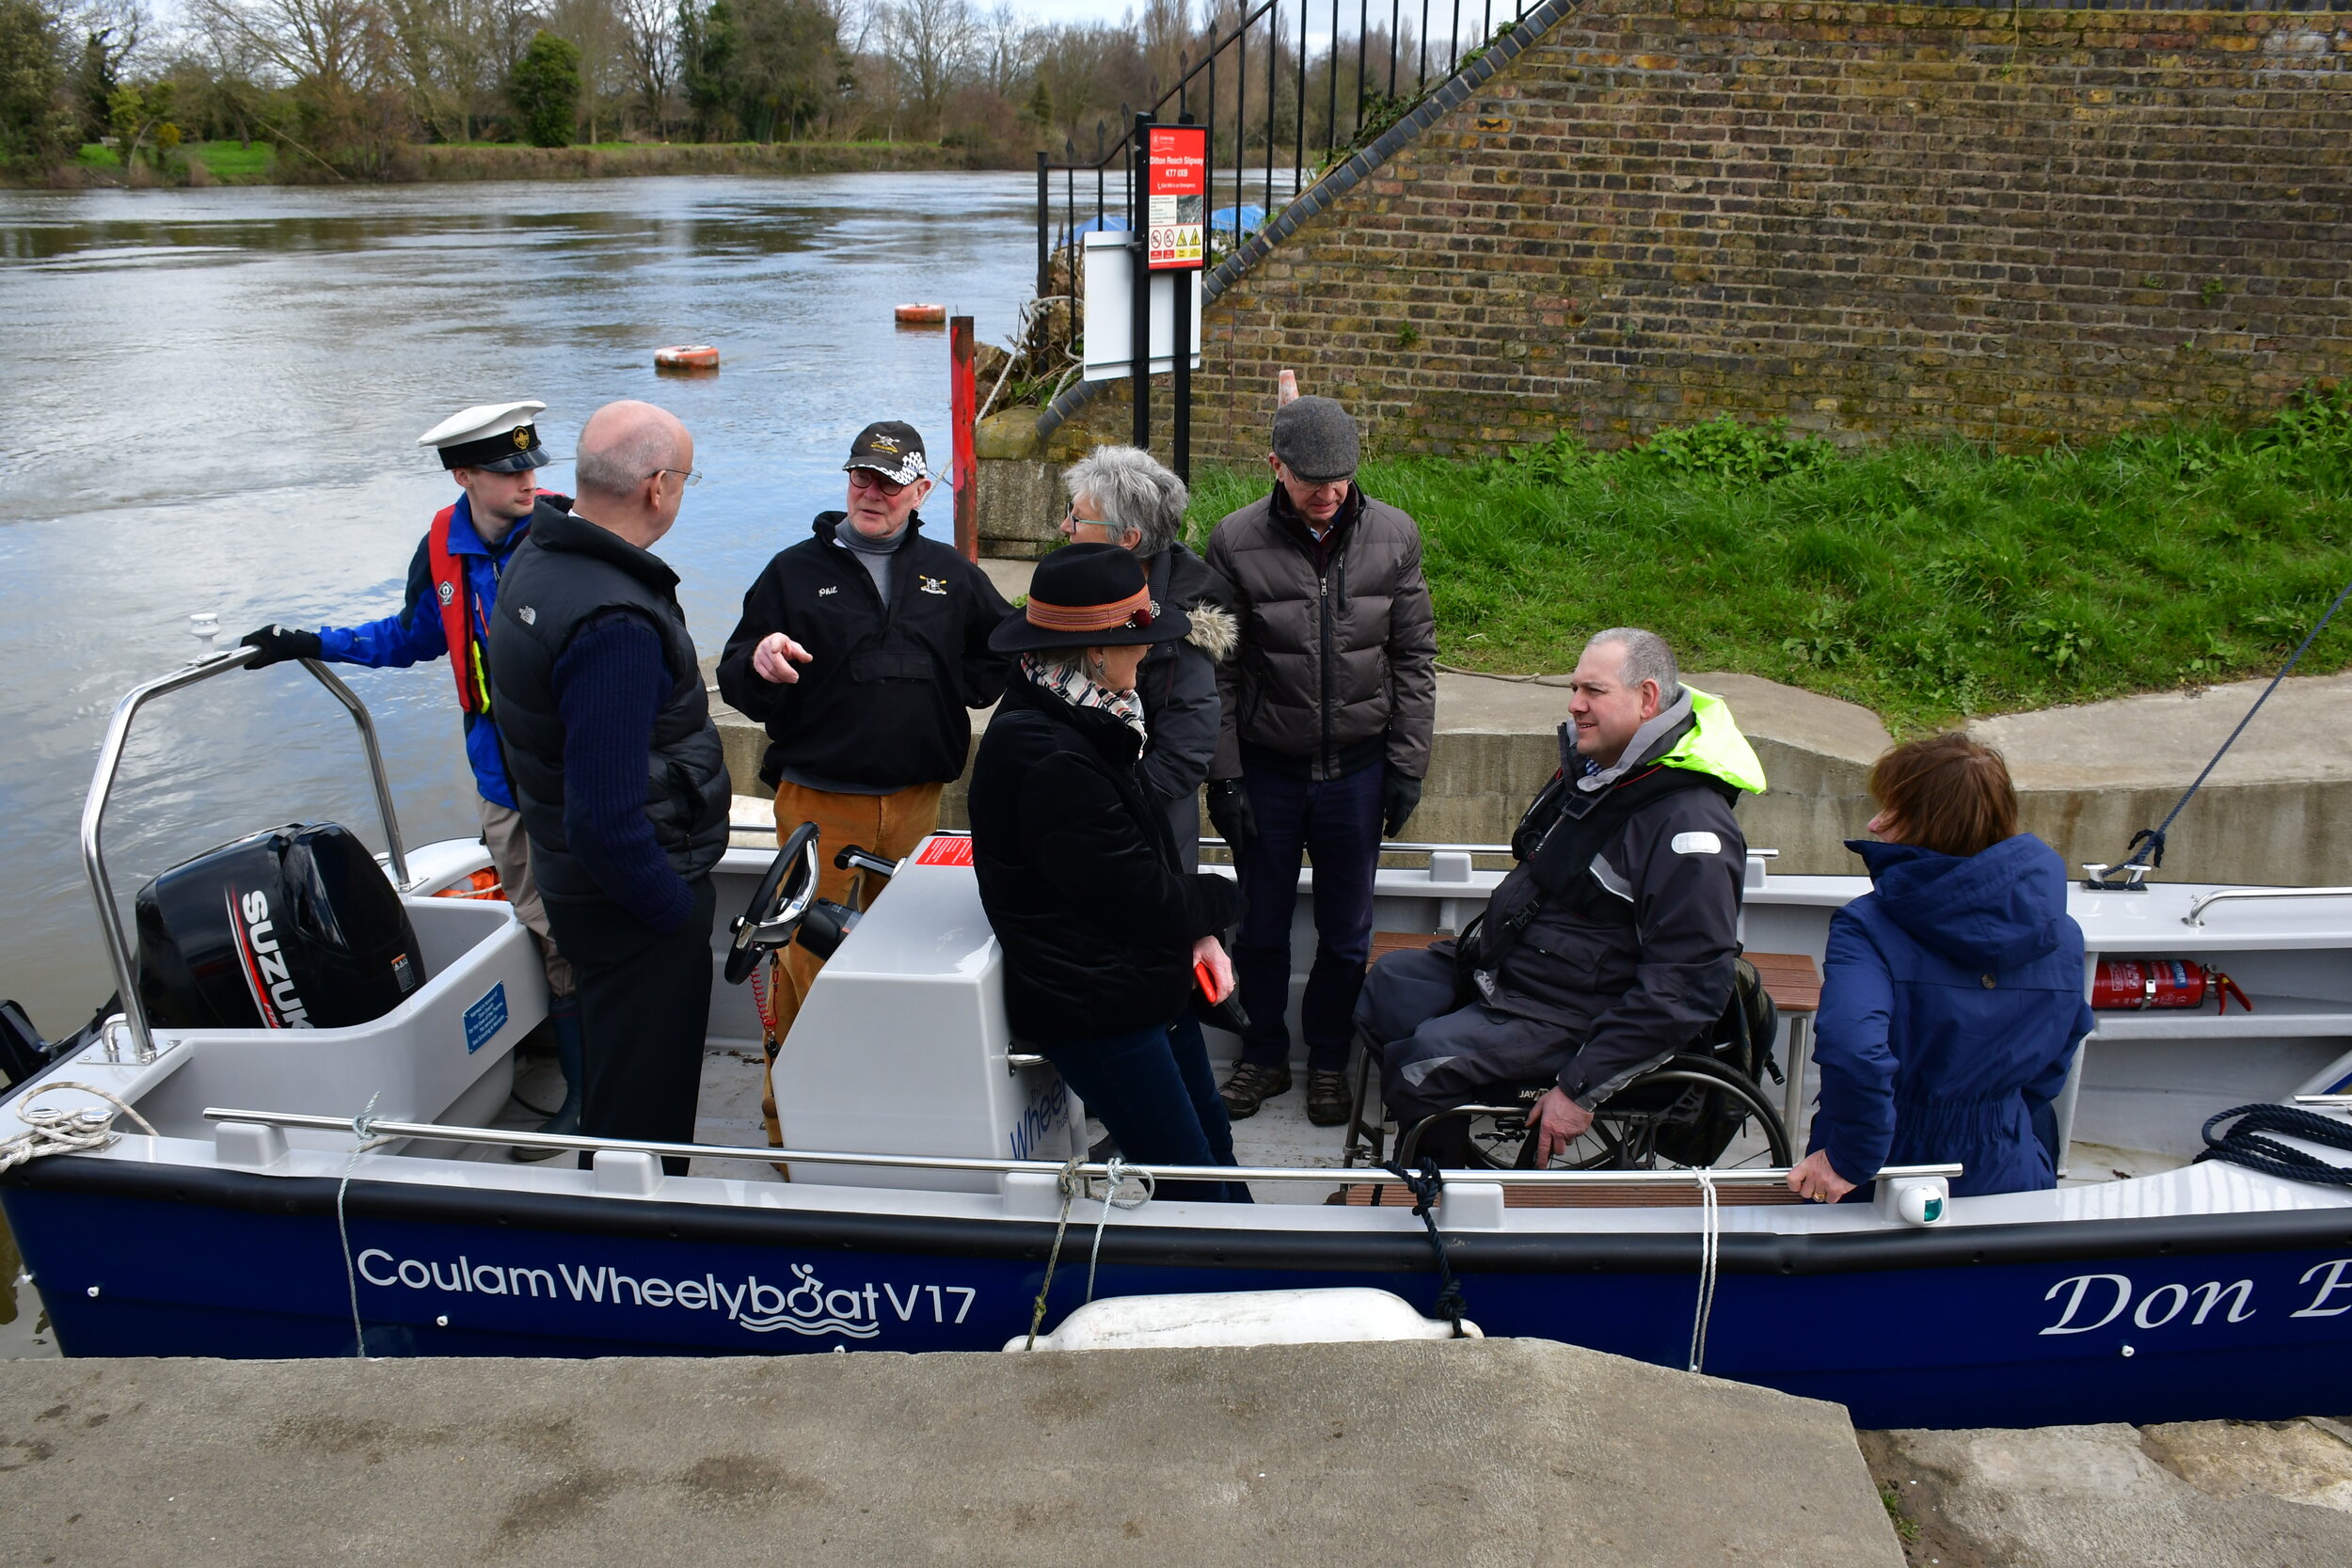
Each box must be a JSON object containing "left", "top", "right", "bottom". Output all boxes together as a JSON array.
[
  {"left": 1689, "top": 1169, "right": 1723, "bottom": 1373},
  {"left": 1381, "top": 1157, "right": 1470, "bottom": 1337},
  {"left": 2197, "top": 1103, "right": 2352, "bottom": 1187},
  {"left": 2097, "top": 564, "right": 2352, "bottom": 883},
  {"left": 336, "top": 1093, "right": 391, "bottom": 1359},
  {"left": 1083, "top": 1157, "right": 1153, "bottom": 1306},
  {"left": 0, "top": 1082, "right": 158, "bottom": 1173},
  {"left": 1023, "top": 1155, "right": 1088, "bottom": 1350}
]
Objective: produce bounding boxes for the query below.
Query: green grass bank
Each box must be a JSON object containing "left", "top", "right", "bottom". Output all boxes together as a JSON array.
[
  {"left": 402, "top": 140, "right": 956, "bottom": 181},
  {"left": 1182, "top": 396, "right": 2352, "bottom": 731}
]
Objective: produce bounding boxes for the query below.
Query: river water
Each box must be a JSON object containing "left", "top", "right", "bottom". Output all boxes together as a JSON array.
[{"left": 0, "top": 171, "right": 1042, "bottom": 1354}]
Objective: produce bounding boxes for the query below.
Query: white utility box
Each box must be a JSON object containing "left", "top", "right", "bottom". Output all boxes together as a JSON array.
[{"left": 774, "top": 837, "right": 1081, "bottom": 1191}]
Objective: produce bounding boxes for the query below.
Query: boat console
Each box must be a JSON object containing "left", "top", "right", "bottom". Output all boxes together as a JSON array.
[{"left": 771, "top": 837, "right": 1085, "bottom": 1192}]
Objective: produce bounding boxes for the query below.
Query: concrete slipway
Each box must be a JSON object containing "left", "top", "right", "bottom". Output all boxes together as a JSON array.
[
  {"left": 0, "top": 1341, "right": 1899, "bottom": 1567},
  {"left": 4, "top": 1344, "right": 2350, "bottom": 1565}
]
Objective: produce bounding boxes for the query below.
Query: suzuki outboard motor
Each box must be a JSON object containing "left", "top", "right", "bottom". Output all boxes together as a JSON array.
[{"left": 135, "top": 822, "right": 426, "bottom": 1031}]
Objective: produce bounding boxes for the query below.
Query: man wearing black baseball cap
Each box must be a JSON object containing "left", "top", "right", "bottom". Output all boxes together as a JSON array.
[{"left": 717, "top": 420, "right": 1013, "bottom": 1145}]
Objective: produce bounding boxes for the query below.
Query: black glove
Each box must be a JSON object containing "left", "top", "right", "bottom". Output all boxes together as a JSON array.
[
  {"left": 1203, "top": 779, "right": 1256, "bottom": 863},
  {"left": 238, "top": 625, "right": 323, "bottom": 669},
  {"left": 1382, "top": 771, "right": 1423, "bottom": 838}
]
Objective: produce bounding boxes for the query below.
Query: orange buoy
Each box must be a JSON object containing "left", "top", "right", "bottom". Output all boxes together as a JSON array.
[
  {"left": 655, "top": 344, "right": 720, "bottom": 371},
  {"left": 894, "top": 304, "right": 947, "bottom": 325}
]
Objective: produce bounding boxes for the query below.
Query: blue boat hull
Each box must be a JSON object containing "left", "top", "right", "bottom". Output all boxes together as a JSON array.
[{"left": 9, "top": 1162, "right": 2352, "bottom": 1429}]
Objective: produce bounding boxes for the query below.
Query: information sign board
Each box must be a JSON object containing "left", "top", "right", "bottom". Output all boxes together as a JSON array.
[{"left": 1146, "top": 125, "right": 1208, "bottom": 272}]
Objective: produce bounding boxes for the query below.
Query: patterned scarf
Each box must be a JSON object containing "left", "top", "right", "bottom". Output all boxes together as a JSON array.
[{"left": 1023, "top": 651, "right": 1148, "bottom": 744}]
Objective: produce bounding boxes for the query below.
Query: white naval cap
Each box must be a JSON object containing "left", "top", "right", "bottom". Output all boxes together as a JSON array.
[{"left": 417, "top": 400, "right": 550, "bottom": 473}]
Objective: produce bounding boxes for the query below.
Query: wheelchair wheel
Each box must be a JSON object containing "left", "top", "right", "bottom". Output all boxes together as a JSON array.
[{"left": 1450, "top": 1055, "right": 1793, "bottom": 1172}]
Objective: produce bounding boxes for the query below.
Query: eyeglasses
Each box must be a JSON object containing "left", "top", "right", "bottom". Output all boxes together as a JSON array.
[
  {"left": 651, "top": 468, "right": 703, "bottom": 487},
  {"left": 850, "top": 468, "right": 914, "bottom": 498}
]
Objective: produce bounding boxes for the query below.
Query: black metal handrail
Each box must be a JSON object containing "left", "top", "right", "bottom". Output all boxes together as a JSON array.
[{"left": 1032, "top": 0, "right": 1547, "bottom": 294}]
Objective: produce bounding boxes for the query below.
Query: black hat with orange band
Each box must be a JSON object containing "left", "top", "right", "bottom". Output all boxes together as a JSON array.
[{"left": 990, "top": 543, "right": 1191, "bottom": 651}]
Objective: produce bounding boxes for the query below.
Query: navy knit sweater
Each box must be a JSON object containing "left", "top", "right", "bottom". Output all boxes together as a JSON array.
[{"left": 551, "top": 610, "right": 695, "bottom": 931}]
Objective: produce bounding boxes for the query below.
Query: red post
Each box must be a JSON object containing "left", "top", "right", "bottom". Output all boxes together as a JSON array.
[{"left": 950, "top": 314, "right": 977, "bottom": 563}]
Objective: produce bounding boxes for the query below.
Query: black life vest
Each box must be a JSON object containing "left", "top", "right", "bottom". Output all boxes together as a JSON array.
[{"left": 1473, "top": 758, "right": 1738, "bottom": 971}]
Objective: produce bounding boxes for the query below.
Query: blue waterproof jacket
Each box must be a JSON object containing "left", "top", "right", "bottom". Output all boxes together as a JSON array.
[
  {"left": 314, "top": 494, "right": 535, "bottom": 809},
  {"left": 1810, "top": 833, "right": 2093, "bottom": 1197}
]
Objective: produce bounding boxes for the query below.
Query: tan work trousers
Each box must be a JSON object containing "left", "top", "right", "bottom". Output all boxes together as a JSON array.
[
  {"left": 477, "top": 797, "right": 576, "bottom": 999},
  {"left": 760, "top": 778, "right": 945, "bottom": 1144}
]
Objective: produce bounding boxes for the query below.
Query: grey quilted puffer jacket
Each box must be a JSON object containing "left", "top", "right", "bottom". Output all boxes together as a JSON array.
[{"left": 1204, "top": 485, "right": 1438, "bottom": 781}]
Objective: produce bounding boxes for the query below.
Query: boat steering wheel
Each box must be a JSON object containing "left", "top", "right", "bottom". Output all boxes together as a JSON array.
[{"left": 723, "top": 822, "right": 821, "bottom": 985}]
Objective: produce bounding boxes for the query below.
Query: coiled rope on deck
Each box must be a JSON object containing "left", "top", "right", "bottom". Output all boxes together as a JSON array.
[
  {"left": 1381, "top": 1158, "right": 1470, "bottom": 1338},
  {"left": 0, "top": 1083, "right": 158, "bottom": 1172},
  {"left": 2197, "top": 1103, "right": 2352, "bottom": 1187}
]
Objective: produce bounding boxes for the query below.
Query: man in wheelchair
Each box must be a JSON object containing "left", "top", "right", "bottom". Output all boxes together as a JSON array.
[{"left": 1356, "top": 628, "right": 1767, "bottom": 1167}]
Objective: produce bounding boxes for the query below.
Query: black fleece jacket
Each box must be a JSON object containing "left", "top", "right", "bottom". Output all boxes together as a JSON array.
[
  {"left": 969, "top": 672, "right": 1245, "bottom": 1045},
  {"left": 716, "top": 512, "right": 1013, "bottom": 790}
]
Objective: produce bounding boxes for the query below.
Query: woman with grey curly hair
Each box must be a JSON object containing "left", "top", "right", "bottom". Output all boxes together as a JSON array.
[{"left": 1060, "top": 445, "right": 1238, "bottom": 872}]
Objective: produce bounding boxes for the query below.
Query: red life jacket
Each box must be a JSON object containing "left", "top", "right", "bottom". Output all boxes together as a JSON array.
[{"left": 427, "top": 495, "right": 556, "bottom": 715}]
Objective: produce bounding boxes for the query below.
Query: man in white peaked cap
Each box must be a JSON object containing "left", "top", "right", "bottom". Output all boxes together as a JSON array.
[{"left": 238, "top": 402, "right": 585, "bottom": 1153}]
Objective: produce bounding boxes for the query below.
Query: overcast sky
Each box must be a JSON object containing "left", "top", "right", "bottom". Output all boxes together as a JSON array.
[{"left": 1011, "top": 0, "right": 1138, "bottom": 24}]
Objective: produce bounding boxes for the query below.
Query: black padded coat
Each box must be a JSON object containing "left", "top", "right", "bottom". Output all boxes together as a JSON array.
[
  {"left": 969, "top": 670, "right": 1245, "bottom": 1045},
  {"left": 1203, "top": 483, "right": 1438, "bottom": 781}
]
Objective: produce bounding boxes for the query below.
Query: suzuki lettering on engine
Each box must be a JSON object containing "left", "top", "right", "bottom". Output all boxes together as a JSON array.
[{"left": 230, "top": 888, "right": 311, "bottom": 1028}]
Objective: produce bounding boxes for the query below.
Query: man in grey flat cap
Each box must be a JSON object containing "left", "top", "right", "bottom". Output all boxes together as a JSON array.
[{"left": 1200, "top": 393, "right": 1437, "bottom": 1127}]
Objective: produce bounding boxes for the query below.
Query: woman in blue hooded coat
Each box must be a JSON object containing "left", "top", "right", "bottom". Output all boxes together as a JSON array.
[{"left": 1788, "top": 734, "right": 2093, "bottom": 1203}]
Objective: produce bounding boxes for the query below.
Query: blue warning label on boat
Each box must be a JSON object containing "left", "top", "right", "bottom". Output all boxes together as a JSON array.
[{"left": 463, "top": 983, "right": 507, "bottom": 1053}]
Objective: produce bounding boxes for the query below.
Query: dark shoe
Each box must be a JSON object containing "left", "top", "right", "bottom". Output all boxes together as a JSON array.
[
  {"left": 1217, "top": 1061, "right": 1292, "bottom": 1119},
  {"left": 1306, "top": 1069, "right": 1352, "bottom": 1127}
]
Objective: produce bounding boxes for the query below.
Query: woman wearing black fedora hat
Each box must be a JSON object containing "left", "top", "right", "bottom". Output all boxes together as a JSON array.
[{"left": 968, "top": 544, "right": 1251, "bottom": 1202}]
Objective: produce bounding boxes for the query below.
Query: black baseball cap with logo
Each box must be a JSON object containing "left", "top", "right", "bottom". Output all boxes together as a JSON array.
[{"left": 843, "top": 420, "right": 929, "bottom": 486}]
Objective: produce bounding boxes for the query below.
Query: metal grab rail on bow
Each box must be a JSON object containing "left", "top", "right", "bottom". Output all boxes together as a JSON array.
[
  {"left": 84, "top": 646, "right": 412, "bottom": 1062},
  {"left": 197, "top": 1105, "right": 1960, "bottom": 1191},
  {"left": 2182, "top": 886, "right": 2352, "bottom": 927}
]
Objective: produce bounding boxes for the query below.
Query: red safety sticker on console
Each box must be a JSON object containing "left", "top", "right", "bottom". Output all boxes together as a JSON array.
[{"left": 914, "top": 836, "right": 976, "bottom": 866}]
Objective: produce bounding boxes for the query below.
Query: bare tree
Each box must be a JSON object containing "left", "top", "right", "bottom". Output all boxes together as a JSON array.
[
  {"left": 973, "top": 2, "right": 1033, "bottom": 99},
  {"left": 882, "top": 0, "right": 969, "bottom": 134},
  {"left": 189, "top": 0, "right": 378, "bottom": 94},
  {"left": 611, "top": 0, "right": 675, "bottom": 133}
]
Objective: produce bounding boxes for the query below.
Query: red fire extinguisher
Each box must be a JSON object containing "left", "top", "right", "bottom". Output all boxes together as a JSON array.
[{"left": 2090, "top": 958, "right": 2251, "bottom": 1013}]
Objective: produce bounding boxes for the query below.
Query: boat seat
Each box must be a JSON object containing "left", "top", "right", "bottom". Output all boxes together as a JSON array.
[{"left": 1343, "top": 937, "right": 1804, "bottom": 1172}]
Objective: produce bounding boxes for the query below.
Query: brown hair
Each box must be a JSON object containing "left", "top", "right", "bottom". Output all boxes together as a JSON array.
[{"left": 1867, "top": 733, "right": 2019, "bottom": 859}]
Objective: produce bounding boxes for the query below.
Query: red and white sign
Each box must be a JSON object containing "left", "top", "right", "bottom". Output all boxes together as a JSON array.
[
  {"left": 914, "top": 835, "right": 976, "bottom": 867},
  {"left": 1146, "top": 125, "right": 1208, "bottom": 272}
]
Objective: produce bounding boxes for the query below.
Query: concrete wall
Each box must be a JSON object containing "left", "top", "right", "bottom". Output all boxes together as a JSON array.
[
  {"left": 1042, "top": 0, "right": 2352, "bottom": 465},
  {"left": 714, "top": 663, "right": 2352, "bottom": 886}
]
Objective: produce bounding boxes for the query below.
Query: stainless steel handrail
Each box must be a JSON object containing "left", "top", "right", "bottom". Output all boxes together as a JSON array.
[
  {"left": 199, "top": 1105, "right": 1961, "bottom": 1188},
  {"left": 2182, "top": 886, "right": 2352, "bottom": 927},
  {"left": 84, "top": 647, "right": 412, "bottom": 1058}
]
